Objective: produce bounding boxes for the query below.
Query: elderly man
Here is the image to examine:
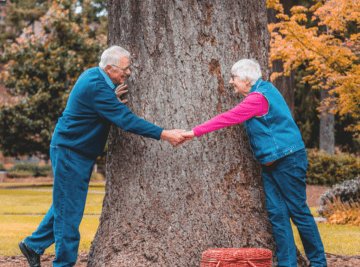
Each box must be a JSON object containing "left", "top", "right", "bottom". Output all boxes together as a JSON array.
[{"left": 18, "top": 46, "right": 185, "bottom": 267}]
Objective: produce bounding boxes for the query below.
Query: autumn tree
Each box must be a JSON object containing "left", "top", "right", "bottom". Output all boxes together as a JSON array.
[
  {"left": 268, "top": 0, "right": 360, "bottom": 153},
  {"left": 88, "top": 1, "right": 307, "bottom": 266},
  {"left": 0, "top": 0, "right": 106, "bottom": 157},
  {"left": 267, "top": 0, "right": 297, "bottom": 118}
]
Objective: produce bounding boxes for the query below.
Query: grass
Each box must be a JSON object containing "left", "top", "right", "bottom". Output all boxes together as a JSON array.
[
  {"left": 1, "top": 186, "right": 359, "bottom": 257},
  {"left": 0, "top": 189, "right": 104, "bottom": 215},
  {"left": 309, "top": 207, "right": 319, "bottom": 217},
  {"left": 293, "top": 223, "right": 360, "bottom": 256},
  {"left": 0, "top": 215, "right": 99, "bottom": 256}
]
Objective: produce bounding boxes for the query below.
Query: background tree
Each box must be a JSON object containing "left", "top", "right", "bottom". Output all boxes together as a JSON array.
[
  {"left": 267, "top": 0, "right": 296, "bottom": 118},
  {"left": 0, "top": 0, "right": 49, "bottom": 49},
  {"left": 268, "top": 0, "right": 360, "bottom": 154},
  {"left": 0, "top": 0, "right": 106, "bottom": 158},
  {"left": 88, "top": 1, "right": 307, "bottom": 266}
]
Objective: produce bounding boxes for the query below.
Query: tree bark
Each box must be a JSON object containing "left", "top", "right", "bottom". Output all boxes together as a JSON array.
[
  {"left": 88, "top": 1, "right": 306, "bottom": 266},
  {"left": 319, "top": 88, "right": 335, "bottom": 154},
  {"left": 267, "top": 7, "right": 295, "bottom": 119}
]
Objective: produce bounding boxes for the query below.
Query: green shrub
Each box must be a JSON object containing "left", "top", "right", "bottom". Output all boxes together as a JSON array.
[
  {"left": 318, "top": 177, "right": 360, "bottom": 221},
  {"left": 37, "top": 165, "right": 52, "bottom": 177},
  {"left": 7, "top": 170, "right": 34, "bottom": 178},
  {"left": 90, "top": 173, "right": 104, "bottom": 181},
  {"left": 319, "top": 177, "right": 360, "bottom": 206},
  {"left": 306, "top": 149, "right": 360, "bottom": 186},
  {"left": 7, "top": 163, "right": 52, "bottom": 178},
  {"left": 0, "top": 162, "right": 4, "bottom": 171}
]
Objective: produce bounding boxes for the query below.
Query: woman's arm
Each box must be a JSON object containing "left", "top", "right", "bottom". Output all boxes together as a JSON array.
[{"left": 192, "top": 92, "right": 268, "bottom": 137}]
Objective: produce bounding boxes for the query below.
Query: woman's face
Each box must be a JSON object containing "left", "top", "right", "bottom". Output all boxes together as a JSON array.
[{"left": 229, "top": 74, "right": 251, "bottom": 96}]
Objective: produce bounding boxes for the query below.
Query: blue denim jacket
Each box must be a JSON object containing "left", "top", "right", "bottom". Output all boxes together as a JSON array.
[
  {"left": 51, "top": 67, "right": 163, "bottom": 156},
  {"left": 244, "top": 79, "right": 305, "bottom": 164}
]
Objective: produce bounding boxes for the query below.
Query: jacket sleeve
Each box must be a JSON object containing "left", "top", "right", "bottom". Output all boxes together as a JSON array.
[
  {"left": 192, "top": 93, "right": 268, "bottom": 137},
  {"left": 92, "top": 82, "right": 164, "bottom": 140}
]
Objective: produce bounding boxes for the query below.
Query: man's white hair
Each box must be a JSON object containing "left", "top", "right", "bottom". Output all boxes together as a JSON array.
[
  {"left": 231, "top": 58, "right": 262, "bottom": 85},
  {"left": 99, "top": 46, "right": 131, "bottom": 70}
]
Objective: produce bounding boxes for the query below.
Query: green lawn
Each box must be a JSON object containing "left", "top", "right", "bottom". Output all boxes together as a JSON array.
[
  {"left": 293, "top": 223, "right": 360, "bottom": 256},
  {"left": 0, "top": 189, "right": 104, "bottom": 215},
  {"left": 0, "top": 215, "right": 99, "bottom": 256},
  {"left": 1, "top": 187, "right": 359, "bottom": 257}
]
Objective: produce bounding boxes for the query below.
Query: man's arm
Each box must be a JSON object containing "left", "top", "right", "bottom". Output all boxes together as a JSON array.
[{"left": 93, "top": 83, "right": 185, "bottom": 146}]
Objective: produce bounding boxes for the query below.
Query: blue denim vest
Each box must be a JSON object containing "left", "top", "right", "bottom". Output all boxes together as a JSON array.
[{"left": 244, "top": 79, "right": 305, "bottom": 164}]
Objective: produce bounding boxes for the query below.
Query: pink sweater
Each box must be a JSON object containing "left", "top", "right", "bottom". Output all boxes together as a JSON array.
[{"left": 193, "top": 92, "right": 269, "bottom": 137}]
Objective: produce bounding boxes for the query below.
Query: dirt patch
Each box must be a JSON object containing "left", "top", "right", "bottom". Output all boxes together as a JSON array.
[
  {"left": 306, "top": 184, "right": 331, "bottom": 207},
  {"left": 1, "top": 252, "right": 360, "bottom": 267},
  {"left": 0, "top": 253, "right": 88, "bottom": 267}
]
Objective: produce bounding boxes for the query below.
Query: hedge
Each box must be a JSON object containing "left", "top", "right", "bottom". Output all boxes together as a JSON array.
[
  {"left": 306, "top": 149, "right": 360, "bottom": 186},
  {"left": 7, "top": 163, "right": 52, "bottom": 178}
]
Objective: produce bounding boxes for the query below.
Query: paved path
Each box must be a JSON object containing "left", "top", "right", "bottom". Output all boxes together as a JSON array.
[{"left": 1, "top": 188, "right": 105, "bottom": 194}]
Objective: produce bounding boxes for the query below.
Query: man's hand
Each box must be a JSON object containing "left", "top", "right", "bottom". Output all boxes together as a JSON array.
[
  {"left": 160, "top": 129, "right": 186, "bottom": 147},
  {"left": 115, "top": 84, "right": 128, "bottom": 104}
]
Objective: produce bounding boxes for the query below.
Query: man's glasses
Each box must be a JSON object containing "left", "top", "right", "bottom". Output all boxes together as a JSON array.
[
  {"left": 230, "top": 74, "right": 237, "bottom": 80},
  {"left": 112, "top": 65, "right": 130, "bottom": 73}
]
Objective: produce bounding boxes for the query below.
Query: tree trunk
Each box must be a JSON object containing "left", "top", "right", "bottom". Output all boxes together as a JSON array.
[
  {"left": 267, "top": 7, "right": 295, "bottom": 119},
  {"left": 319, "top": 88, "right": 335, "bottom": 154},
  {"left": 88, "top": 1, "right": 306, "bottom": 266}
]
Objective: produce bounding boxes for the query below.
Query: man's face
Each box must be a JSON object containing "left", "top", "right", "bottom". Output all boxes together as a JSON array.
[
  {"left": 106, "top": 56, "right": 131, "bottom": 85},
  {"left": 229, "top": 73, "right": 251, "bottom": 96}
]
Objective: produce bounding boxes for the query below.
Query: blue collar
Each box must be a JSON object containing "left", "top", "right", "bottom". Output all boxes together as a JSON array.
[
  {"left": 99, "top": 67, "right": 116, "bottom": 89},
  {"left": 249, "top": 78, "right": 262, "bottom": 93}
]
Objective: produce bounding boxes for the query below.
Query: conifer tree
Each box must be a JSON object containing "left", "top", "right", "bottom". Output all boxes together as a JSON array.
[{"left": 0, "top": 0, "right": 106, "bottom": 157}]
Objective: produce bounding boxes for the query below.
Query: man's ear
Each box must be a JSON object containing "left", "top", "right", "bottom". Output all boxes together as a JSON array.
[{"left": 104, "top": 65, "right": 112, "bottom": 73}]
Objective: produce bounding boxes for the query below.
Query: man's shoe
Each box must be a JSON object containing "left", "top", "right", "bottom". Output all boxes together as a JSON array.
[{"left": 19, "top": 241, "right": 41, "bottom": 267}]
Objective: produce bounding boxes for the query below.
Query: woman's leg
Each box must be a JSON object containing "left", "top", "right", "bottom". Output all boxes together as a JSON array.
[
  {"left": 262, "top": 167, "right": 298, "bottom": 267},
  {"left": 271, "top": 149, "right": 327, "bottom": 267}
]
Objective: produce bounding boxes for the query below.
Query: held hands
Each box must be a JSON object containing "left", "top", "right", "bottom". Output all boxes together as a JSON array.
[
  {"left": 160, "top": 129, "right": 186, "bottom": 147},
  {"left": 161, "top": 130, "right": 196, "bottom": 147},
  {"left": 115, "top": 84, "right": 128, "bottom": 104},
  {"left": 181, "top": 131, "right": 195, "bottom": 141}
]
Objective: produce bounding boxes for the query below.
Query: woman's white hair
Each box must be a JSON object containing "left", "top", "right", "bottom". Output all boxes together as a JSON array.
[
  {"left": 231, "top": 58, "right": 262, "bottom": 85},
  {"left": 99, "top": 46, "right": 131, "bottom": 70}
]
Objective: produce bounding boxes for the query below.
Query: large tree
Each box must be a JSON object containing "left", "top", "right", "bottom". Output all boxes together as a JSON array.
[{"left": 88, "top": 1, "right": 307, "bottom": 266}]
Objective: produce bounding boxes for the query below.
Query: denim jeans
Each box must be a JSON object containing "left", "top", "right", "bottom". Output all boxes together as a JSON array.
[
  {"left": 262, "top": 149, "right": 327, "bottom": 267},
  {"left": 24, "top": 145, "right": 96, "bottom": 267}
]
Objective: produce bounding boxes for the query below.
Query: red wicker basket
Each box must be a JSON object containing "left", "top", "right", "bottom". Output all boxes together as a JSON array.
[{"left": 201, "top": 248, "right": 272, "bottom": 267}]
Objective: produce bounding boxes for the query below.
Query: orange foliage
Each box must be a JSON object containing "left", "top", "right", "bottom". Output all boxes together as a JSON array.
[
  {"left": 267, "top": 0, "right": 360, "bottom": 132},
  {"left": 321, "top": 197, "right": 360, "bottom": 227}
]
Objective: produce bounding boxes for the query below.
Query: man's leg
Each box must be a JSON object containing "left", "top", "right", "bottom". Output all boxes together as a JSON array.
[
  {"left": 273, "top": 149, "right": 327, "bottom": 267},
  {"left": 262, "top": 167, "right": 297, "bottom": 267},
  {"left": 52, "top": 146, "right": 96, "bottom": 267},
  {"left": 22, "top": 145, "right": 60, "bottom": 258}
]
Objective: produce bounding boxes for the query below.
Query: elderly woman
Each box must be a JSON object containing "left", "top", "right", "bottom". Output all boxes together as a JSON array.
[{"left": 183, "top": 59, "right": 327, "bottom": 267}]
